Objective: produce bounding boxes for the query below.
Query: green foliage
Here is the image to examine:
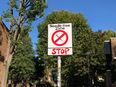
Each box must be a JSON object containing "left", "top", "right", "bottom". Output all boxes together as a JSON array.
[
  {"left": 37, "top": 10, "right": 116, "bottom": 86},
  {"left": 37, "top": 10, "right": 95, "bottom": 86},
  {"left": 1, "top": 0, "right": 47, "bottom": 22},
  {"left": 1, "top": 0, "right": 47, "bottom": 48},
  {"left": 9, "top": 28, "right": 35, "bottom": 83},
  {"left": 27, "top": 0, "right": 47, "bottom": 21},
  {"left": 0, "top": 0, "right": 47, "bottom": 86}
]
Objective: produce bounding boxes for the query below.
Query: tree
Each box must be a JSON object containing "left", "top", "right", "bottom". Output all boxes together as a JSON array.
[
  {"left": 8, "top": 28, "right": 35, "bottom": 87},
  {"left": 37, "top": 10, "right": 97, "bottom": 87},
  {"left": 37, "top": 10, "right": 116, "bottom": 87},
  {"left": 0, "top": 0, "right": 46, "bottom": 86},
  {"left": 93, "top": 30, "right": 116, "bottom": 87},
  {"left": 99, "top": 30, "right": 116, "bottom": 85}
]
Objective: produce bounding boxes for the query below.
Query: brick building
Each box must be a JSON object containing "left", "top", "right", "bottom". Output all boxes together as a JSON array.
[{"left": 0, "top": 21, "right": 9, "bottom": 87}]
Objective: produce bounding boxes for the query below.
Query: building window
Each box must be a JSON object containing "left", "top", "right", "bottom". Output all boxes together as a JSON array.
[
  {"left": 0, "top": 51, "right": 1, "bottom": 56},
  {"left": 0, "top": 51, "right": 4, "bottom": 62},
  {"left": 0, "top": 37, "right": 3, "bottom": 45},
  {"left": 0, "top": 30, "right": 2, "bottom": 36},
  {"left": 0, "top": 30, "right": 2, "bottom": 45}
]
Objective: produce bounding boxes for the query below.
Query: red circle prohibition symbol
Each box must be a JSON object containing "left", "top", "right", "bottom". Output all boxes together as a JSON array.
[{"left": 51, "top": 30, "right": 68, "bottom": 46}]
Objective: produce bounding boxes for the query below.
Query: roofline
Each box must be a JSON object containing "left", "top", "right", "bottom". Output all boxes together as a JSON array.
[{"left": 0, "top": 21, "right": 9, "bottom": 32}]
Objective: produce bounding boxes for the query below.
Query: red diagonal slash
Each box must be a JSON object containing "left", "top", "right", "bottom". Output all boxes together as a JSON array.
[{"left": 52, "top": 30, "right": 68, "bottom": 46}]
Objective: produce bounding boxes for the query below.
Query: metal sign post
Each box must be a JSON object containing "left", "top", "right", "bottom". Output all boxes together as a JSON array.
[
  {"left": 48, "top": 23, "right": 72, "bottom": 87},
  {"left": 57, "top": 56, "right": 61, "bottom": 87}
]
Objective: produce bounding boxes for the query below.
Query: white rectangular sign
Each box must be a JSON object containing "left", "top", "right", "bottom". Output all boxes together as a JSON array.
[{"left": 48, "top": 23, "right": 72, "bottom": 55}]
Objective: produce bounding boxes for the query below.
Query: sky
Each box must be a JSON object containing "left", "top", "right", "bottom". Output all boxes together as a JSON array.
[{"left": 0, "top": 0, "right": 116, "bottom": 49}]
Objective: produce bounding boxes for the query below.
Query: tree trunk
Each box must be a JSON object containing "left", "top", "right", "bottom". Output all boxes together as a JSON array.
[{"left": 44, "top": 67, "right": 57, "bottom": 87}]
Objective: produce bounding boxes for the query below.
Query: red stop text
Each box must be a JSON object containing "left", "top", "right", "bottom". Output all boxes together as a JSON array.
[{"left": 51, "top": 48, "right": 70, "bottom": 55}]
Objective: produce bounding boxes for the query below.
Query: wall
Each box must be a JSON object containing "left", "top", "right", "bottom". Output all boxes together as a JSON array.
[{"left": 0, "top": 21, "right": 9, "bottom": 87}]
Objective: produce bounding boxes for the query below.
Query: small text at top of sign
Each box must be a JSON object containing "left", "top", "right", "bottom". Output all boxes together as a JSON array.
[{"left": 49, "top": 24, "right": 71, "bottom": 30}]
